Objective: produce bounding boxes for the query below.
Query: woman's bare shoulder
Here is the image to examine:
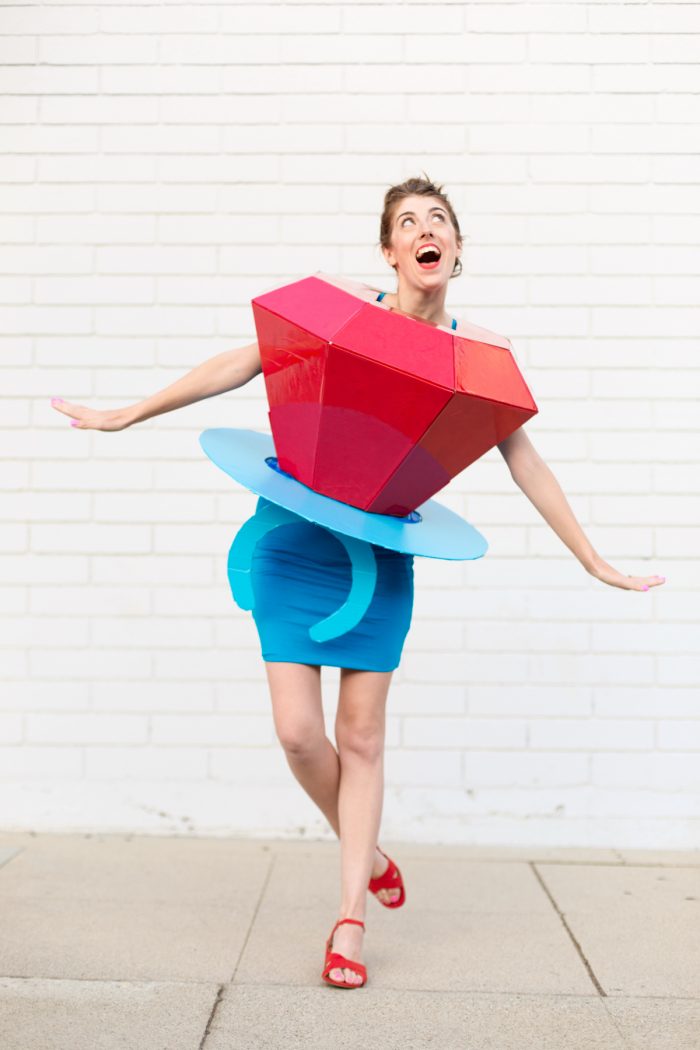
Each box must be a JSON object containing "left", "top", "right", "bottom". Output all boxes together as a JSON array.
[{"left": 452, "top": 315, "right": 511, "bottom": 350}]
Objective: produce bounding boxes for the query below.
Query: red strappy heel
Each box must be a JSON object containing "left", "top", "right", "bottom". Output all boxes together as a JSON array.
[
  {"left": 368, "top": 846, "right": 406, "bottom": 908},
  {"left": 321, "top": 917, "right": 367, "bottom": 989}
]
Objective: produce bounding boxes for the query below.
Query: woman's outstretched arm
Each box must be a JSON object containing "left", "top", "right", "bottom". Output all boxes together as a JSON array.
[
  {"left": 497, "top": 427, "right": 665, "bottom": 592},
  {"left": 50, "top": 340, "right": 262, "bottom": 431}
]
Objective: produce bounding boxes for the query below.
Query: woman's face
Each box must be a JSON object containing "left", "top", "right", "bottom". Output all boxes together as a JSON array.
[{"left": 382, "top": 194, "right": 461, "bottom": 291}]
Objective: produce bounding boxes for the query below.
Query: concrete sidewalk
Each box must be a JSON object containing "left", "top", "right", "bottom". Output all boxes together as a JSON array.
[{"left": 0, "top": 834, "right": 698, "bottom": 1050}]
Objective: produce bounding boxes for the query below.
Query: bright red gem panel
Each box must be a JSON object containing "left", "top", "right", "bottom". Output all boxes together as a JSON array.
[{"left": 252, "top": 275, "right": 538, "bottom": 516}]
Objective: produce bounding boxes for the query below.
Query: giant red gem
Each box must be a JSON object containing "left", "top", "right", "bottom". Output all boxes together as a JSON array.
[{"left": 252, "top": 273, "right": 538, "bottom": 517}]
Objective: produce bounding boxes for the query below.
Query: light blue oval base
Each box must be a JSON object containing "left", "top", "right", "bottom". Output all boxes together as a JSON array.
[{"left": 200, "top": 428, "right": 488, "bottom": 561}]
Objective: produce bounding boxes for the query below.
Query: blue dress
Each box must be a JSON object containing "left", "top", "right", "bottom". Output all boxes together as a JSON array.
[
  {"left": 248, "top": 294, "right": 457, "bottom": 672},
  {"left": 250, "top": 498, "right": 414, "bottom": 671}
]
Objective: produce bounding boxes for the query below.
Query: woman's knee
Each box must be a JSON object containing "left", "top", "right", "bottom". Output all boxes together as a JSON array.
[
  {"left": 265, "top": 662, "right": 325, "bottom": 757},
  {"left": 275, "top": 716, "right": 325, "bottom": 757},
  {"left": 335, "top": 718, "right": 385, "bottom": 761}
]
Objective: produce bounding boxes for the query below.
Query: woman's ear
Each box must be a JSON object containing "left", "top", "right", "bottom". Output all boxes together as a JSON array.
[{"left": 381, "top": 244, "right": 397, "bottom": 270}]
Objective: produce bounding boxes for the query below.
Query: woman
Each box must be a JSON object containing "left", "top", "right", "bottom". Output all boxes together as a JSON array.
[{"left": 51, "top": 175, "right": 665, "bottom": 989}]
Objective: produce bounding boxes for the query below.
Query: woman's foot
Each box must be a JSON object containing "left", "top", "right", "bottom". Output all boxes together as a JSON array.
[
  {"left": 327, "top": 919, "right": 365, "bottom": 986},
  {"left": 371, "top": 846, "right": 402, "bottom": 905}
]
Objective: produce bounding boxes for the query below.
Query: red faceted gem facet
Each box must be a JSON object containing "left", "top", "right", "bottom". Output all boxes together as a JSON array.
[{"left": 252, "top": 274, "right": 538, "bottom": 517}]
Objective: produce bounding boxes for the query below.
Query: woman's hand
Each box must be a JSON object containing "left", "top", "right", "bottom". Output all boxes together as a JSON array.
[
  {"left": 50, "top": 398, "right": 132, "bottom": 431},
  {"left": 587, "top": 556, "right": 665, "bottom": 592}
]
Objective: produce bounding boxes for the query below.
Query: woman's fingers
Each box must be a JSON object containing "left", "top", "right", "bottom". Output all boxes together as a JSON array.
[
  {"left": 614, "top": 572, "right": 666, "bottom": 592},
  {"left": 626, "top": 574, "right": 666, "bottom": 591},
  {"left": 50, "top": 398, "right": 89, "bottom": 421},
  {"left": 51, "top": 399, "right": 129, "bottom": 432},
  {"left": 592, "top": 561, "right": 666, "bottom": 591},
  {"left": 50, "top": 398, "right": 115, "bottom": 431}
]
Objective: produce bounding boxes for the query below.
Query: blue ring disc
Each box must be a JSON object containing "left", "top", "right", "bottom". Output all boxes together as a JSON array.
[
  {"left": 200, "top": 428, "right": 487, "bottom": 561},
  {"left": 267, "top": 455, "right": 423, "bottom": 523}
]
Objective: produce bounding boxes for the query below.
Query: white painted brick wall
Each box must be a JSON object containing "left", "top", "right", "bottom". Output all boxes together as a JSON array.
[{"left": 2, "top": 1, "right": 698, "bottom": 848}]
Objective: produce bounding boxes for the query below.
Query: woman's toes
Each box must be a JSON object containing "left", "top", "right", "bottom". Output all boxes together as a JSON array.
[{"left": 329, "top": 966, "right": 362, "bottom": 984}]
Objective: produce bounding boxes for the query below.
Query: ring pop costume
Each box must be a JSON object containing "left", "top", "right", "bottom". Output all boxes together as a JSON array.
[{"left": 199, "top": 273, "right": 538, "bottom": 671}]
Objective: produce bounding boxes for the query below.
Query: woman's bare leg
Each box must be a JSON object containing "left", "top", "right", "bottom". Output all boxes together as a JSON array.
[
  {"left": 264, "top": 661, "right": 400, "bottom": 904},
  {"left": 264, "top": 660, "right": 341, "bottom": 824},
  {"left": 327, "top": 666, "right": 393, "bottom": 984}
]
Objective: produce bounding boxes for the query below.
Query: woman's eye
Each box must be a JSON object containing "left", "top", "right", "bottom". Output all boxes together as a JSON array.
[
  {"left": 433, "top": 213, "right": 445, "bottom": 222},
  {"left": 401, "top": 216, "right": 414, "bottom": 226}
]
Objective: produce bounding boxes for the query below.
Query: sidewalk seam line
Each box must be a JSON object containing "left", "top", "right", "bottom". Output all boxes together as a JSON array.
[
  {"left": 229, "top": 849, "right": 277, "bottom": 985},
  {"left": 198, "top": 851, "right": 276, "bottom": 1048},
  {"left": 530, "top": 861, "right": 607, "bottom": 997},
  {"left": 197, "top": 984, "right": 225, "bottom": 1050}
]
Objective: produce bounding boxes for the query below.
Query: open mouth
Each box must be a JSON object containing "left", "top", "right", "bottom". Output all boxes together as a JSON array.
[{"left": 415, "top": 244, "right": 442, "bottom": 269}]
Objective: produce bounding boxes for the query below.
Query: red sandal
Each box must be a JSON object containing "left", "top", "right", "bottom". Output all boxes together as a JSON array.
[
  {"left": 321, "top": 917, "right": 367, "bottom": 989},
  {"left": 368, "top": 846, "right": 406, "bottom": 908}
]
